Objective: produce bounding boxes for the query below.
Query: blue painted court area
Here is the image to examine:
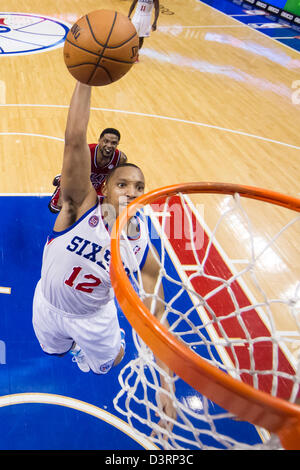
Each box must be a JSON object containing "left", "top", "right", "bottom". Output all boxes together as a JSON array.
[
  {"left": 199, "top": 0, "right": 300, "bottom": 52},
  {"left": 0, "top": 196, "right": 146, "bottom": 450},
  {"left": 0, "top": 196, "right": 262, "bottom": 450}
]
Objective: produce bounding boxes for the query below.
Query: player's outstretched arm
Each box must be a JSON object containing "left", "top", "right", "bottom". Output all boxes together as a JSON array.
[{"left": 54, "top": 81, "right": 97, "bottom": 230}]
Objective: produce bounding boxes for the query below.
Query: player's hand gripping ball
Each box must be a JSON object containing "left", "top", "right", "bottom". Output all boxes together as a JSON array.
[{"left": 63, "top": 9, "right": 139, "bottom": 86}]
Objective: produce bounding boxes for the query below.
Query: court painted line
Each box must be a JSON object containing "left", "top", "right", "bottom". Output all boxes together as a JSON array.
[
  {"left": 159, "top": 24, "right": 247, "bottom": 28},
  {"left": 0, "top": 110, "right": 299, "bottom": 151},
  {"left": 180, "top": 264, "right": 201, "bottom": 271},
  {"left": 0, "top": 131, "right": 64, "bottom": 142},
  {"left": 230, "top": 14, "right": 268, "bottom": 17},
  {"left": 199, "top": 0, "right": 300, "bottom": 56},
  {"left": 0, "top": 193, "right": 52, "bottom": 196},
  {"left": 273, "top": 37, "right": 300, "bottom": 39},
  {"left": 0, "top": 392, "right": 158, "bottom": 450},
  {"left": 0, "top": 287, "right": 11, "bottom": 294},
  {"left": 0, "top": 81, "right": 6, "bottom": 104}
]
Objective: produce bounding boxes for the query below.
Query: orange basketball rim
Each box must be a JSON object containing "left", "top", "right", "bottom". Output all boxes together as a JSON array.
[{"left": 110, "top": 182, "right": 300, "bottom": 450}]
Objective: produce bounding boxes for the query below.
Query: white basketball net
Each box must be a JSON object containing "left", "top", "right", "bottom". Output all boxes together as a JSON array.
[{"left": 113, "top": 191, "right": 300, "bottom": 450}]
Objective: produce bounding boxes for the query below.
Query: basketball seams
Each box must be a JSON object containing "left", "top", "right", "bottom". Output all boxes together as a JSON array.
[
  {"left": 71, "top": 64, "right": 113, "bottom": 82},
  {"left": 98, "top": 55, "right": 134, "bottom": 64},
  {"left": 65, "top": 33, "right": 138, "bottom": 51},
  {"left": 106, "top": 32, "right": 138, "bottom": 49},
  {"left": 65, "top": 39, "right": 135, "bottom": 64},
  {"left": 80, "top": 17, "right": 106, "bottom": 48},
  {"left": 86, "top": 11, "right": 116, "bottom": 52},
  {"left": 85, "top": 12, "right": 136, "bottom": 49},
  {"left": 86, "top": 11, "right": 117, "bottom": 85},
  {"left": 64, "top": 37, "right": 99, "bottom": 57},
  {"left": 95, "top": 65, "right": 113, "bottom": 82}
]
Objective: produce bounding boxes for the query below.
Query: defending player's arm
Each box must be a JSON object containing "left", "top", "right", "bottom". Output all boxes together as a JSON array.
[
  {"left": 55, "top": 82, "right": 97, "bottom": 230},
  {"left": 128, "top": 0, "right": 138, "bottom": 19},
  {"left": 141, "top": 246, "right": 177, "bottom": 436},
  {"left": 152, "top": 0, "right": 160, "bottom": 31}
]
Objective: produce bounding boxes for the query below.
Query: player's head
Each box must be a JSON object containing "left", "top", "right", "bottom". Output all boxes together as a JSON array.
[
  {"left": 102, "top": 163, "right": 145, "bottom": 217},
  {"left": 98, "top": 128, "right": 121, "bottom": 159},
  {"left": 99, "top": 128, "right": 121, "bottom": 141}
]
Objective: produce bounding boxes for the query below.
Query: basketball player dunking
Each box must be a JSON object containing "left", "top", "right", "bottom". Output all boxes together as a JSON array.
[{"left": 32, "top": 80, "right": 177, "bottom": 437}]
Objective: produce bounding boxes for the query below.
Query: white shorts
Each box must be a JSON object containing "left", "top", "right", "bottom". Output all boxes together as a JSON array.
[
  {"left": 132, "top": 13, "right": 152, "bottom": 37},
  {"left": 32, "top": 281, "right": 122, "bottom": 374}
]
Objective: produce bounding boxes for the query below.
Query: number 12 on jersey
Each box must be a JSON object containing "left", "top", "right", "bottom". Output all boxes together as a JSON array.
[{"left": 65, "top": 266, "right": 101, "bottom": 293}]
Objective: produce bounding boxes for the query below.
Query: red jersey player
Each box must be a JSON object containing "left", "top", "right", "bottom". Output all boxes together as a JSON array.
[{"left": 49, "top": 128, "right": 127, "bottom": 213}]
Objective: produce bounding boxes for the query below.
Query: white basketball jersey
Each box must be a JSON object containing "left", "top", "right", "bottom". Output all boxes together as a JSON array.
[
  {"left": 135, "top": 0, "right": 154, "bottom": 15},
  {"left": 40, "top": 201, "right": 149, "bottom": 316}
]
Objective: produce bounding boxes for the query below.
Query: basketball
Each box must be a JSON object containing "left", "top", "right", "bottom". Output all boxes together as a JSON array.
[{"left": 63, "top": 9, "right": 139, "bottom": 86}]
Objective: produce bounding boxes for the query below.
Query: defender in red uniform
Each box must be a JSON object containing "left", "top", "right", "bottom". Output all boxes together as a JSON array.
[{"left": 49, "top": 128, "right": 127, "bottom": 213}]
